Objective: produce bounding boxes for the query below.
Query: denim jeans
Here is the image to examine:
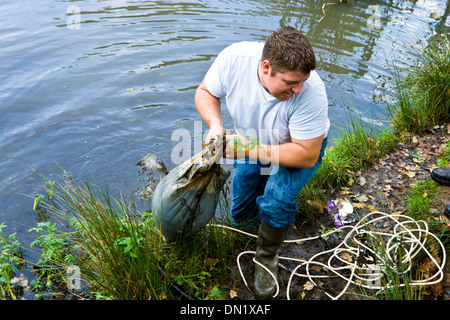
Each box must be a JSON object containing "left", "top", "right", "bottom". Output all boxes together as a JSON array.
[{"left": 230, "top": 137, "right": 327, "bottom": 230}]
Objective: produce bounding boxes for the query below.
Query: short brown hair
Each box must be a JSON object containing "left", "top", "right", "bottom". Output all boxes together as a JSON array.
[{"left": 262, "top": 26, "right": 316, "bottom": 76}]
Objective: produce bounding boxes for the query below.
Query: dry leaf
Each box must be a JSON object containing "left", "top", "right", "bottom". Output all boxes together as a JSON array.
[
  {"left": 206, "top": 258, "right": 219, "bottom": 266},
  {"left": 382, "top": 185, "right": 392, "bottom": 195},
  {"left": 311, "top": 266, "right": 323, "bottom": 272},
  {"left": 406, "top": 171, "right": 416, "bottom": 178},
  {"left": 229, "top": 289, "right": 237, "bottom": 299},
  {"left": 10, "top": 273, "right": 28, "bottom": 287},
  {"left": 303, "top": 281, "right": 314, "bottom": 291},
  {"left": 347, "top": 176, "right": 354, "bottom": 186},
  {"left": 354, "top": 194, "right": 369, "bottom": 202},
  {"left": 358, "top": 176, "right": 367, "bottom": 186},
  {"left": 339, "top": 252, "right": 353, "bottom": 261},
  {"left": 353, "top": 202, "right": 366, "bottom": 209}
]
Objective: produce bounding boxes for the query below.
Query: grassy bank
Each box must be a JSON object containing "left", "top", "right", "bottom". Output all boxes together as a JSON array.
[{"left": 1, "top": 33, "right": 449, "bottom": 300}]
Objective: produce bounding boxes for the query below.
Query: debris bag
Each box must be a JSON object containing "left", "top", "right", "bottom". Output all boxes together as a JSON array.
[{"left": 151, "top": 144, "right": 230, "bottom": 242}]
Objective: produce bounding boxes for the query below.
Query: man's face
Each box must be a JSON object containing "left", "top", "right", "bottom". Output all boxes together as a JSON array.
[{"left": 260, "top": 60, "right": 310, "bottom": 101}]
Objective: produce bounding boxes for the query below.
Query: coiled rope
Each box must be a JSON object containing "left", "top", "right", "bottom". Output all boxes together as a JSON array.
[{"left": 210, "top": 211, "right": 447, "bottom": 300}]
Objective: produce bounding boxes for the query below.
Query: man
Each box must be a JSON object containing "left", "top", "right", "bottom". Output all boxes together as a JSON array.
[{"left": 195, "top": 26, "right": 329, "bottom": 299}]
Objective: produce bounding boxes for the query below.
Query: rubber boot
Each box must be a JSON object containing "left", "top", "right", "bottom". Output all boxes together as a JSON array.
[{"left": 253, "top": 220, "right": 291, "bottom": 299}]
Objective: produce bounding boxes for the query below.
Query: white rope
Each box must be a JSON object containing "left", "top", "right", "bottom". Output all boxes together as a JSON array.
[{"left": 209, "top": 211, "right": 447, "bottom": 300}]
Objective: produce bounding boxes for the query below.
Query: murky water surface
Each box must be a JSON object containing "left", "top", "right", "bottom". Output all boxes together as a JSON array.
[{"left": 0, "top": 0, "right": 448, "bottom": 263}]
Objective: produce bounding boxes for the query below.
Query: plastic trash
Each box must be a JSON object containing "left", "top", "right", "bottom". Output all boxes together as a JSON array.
[
  {"left": 150, "top": 143, "right": 230, "bottom": 242},
  {"left": 326, "top": 199, "right": 354, "bottom": 228}
]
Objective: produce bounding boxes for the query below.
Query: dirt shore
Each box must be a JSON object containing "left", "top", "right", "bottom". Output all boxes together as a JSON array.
[{"left": 230, "top": 123, "right": 449, "bottom": 300}]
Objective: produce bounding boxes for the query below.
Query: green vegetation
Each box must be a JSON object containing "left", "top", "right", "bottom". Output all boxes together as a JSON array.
[
  {"left": 0, "top": 169, "right": 246, "bottom": 300},
  {"left": 0, "top": 224, "right": 23, "bottom": 299},
  {"left": 437, "top": 139, "right": 450, "bottom": 167},
  {"left": 387, "top": 34, "right": 449, "bottom": 134},
  {"left": 406, "top": 178, "right": 439, "bottom": 221},
  {"left": 301, "top": 33, "right": 449, "bottom": 217},
  {"left": 1, "top": 33, "right": 449, "bottom": 300}
]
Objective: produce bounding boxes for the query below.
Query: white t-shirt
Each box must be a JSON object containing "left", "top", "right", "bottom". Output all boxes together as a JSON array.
[{"left": 204, "top": 41, "right": 330, "bottom": 146}]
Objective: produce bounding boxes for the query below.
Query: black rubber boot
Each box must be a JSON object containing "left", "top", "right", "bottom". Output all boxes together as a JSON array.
[
  {"left": 431, "top": 168, "right": 450, "bottom": 186},
  {"left": 253, "top": 220, "right": 291, "bottom": 300}
]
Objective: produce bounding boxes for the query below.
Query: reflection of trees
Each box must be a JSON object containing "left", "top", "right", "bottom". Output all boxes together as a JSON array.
[
  {"left": 257, "top": 0, "right": 442, "bottom": 128},
  {"left": 436, "top": 0, "right": 450, "bottom": 34},
  {"left": 271, "top": 0, "right": 391, "bottom": 78}
]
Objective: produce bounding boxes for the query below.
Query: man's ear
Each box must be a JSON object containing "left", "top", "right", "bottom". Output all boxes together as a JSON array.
[{"left": 261, "top": 59, "right": 271, "bottom": 75}]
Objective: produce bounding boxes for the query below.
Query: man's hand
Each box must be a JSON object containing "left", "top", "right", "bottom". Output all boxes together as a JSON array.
[
  {"left": 224, "top": 134, "right": 249, "bottom": 160},
  {"left": 205, "top": 126, "right": 226, "bottom": 146}
]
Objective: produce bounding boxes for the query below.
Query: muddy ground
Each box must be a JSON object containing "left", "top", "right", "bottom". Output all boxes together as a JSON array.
[{"left": 228, "top": 124, "right": 450, "bottom": 300}]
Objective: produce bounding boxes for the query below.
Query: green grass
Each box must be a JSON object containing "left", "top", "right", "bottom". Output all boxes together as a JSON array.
[
  {"left": 297, "top": 111, "right": 398, "bottom": 220},
  {"left": 299, "top": 33, "right": 449, "bottom": 221},
  {"left": 387, "top": 34, "right": 450, "bottom": 134},
  {"left": 312, "top": 111, "right": 397, "bottom": 191},
  {"left": 405, "top": 178, "right": 438, "bottom": 221},
  {"left": 437, "top": 140, "right": 450, "bottom": 167},
  {"left": 24, "top": 168, "right": 246, "bottom": 300}
]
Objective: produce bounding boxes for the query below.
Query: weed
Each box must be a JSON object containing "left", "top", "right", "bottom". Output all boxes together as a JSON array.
[
  {"left": 437, "top": 139, "right": 450, "bottom": 167},
  {"left": 21, "top": 166, "right": 244, "bottom": 300},
  {"left": 406, "top": 178, "right": 439, "bottom": 221},
  {"left": 0, "top": 224, "right": 24, "bottom": 299},
  {"left": 387, "top": 34, "right": 450, "bottom": 134}
]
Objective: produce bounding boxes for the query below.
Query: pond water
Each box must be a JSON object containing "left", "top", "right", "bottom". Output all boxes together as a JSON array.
[{"left": 0, "top": 0, "right": 448, "bottom": 269}]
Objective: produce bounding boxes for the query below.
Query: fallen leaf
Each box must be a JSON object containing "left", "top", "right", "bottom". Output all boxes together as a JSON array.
[
  {"left": 353, "top": 202, "right": 366, "bottom": 209},
  {"left": 311, "top": 266, "right": 323, "bottom": 273},
  {"left": 358, "top": 176, "right": 367, "bottom": 186},
  {"left": 229, "top": 289, "right": 237, "bottom": 299},
  {"left": 382, "top": 185, "right": 392, "bottom": 194},
  {"left": 347, "top": 176, "right": 354, "bottom": 186},
  {"left": 406, "top": 171, "right": 416, "bottom": 178},
  {"left": 354, "top": 194, "right": 369, "bottom": 202},
  {"left": 10, "top": 273, "right": 28, "bottom": 287},
  {"left": 206, "top": 258, "right": 219, "bottom": 267},
  {"left": 303, "top": 281, "right": 314, "bottom": 291},
  {"left": 339, "top": 252, "right": 353, "bottom": 261}
]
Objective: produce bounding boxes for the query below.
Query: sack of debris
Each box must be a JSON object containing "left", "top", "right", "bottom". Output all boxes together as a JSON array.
[{"left": 150, "top": 143, "right": 230, "bottom": 242}]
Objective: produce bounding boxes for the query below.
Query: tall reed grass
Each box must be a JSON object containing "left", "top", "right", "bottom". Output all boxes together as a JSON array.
[
  {"left": 387, "top": 34, "right": 449, "bottom": 134},
  {"left": 32, "top": 167, "right": 242, "bottom": 300}
]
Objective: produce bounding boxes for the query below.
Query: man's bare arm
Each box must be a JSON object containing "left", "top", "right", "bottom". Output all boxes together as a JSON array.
[
  {"left": 195, "top": 78, "right": 225, "bottom": 143},
  {"left": 225, "top": 133, "right": 325, "bottom": 168}
]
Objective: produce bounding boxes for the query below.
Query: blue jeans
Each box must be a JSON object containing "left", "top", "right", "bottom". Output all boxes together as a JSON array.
[{"left": 230, "top": 137, "right": 327, "bottom": 230}]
